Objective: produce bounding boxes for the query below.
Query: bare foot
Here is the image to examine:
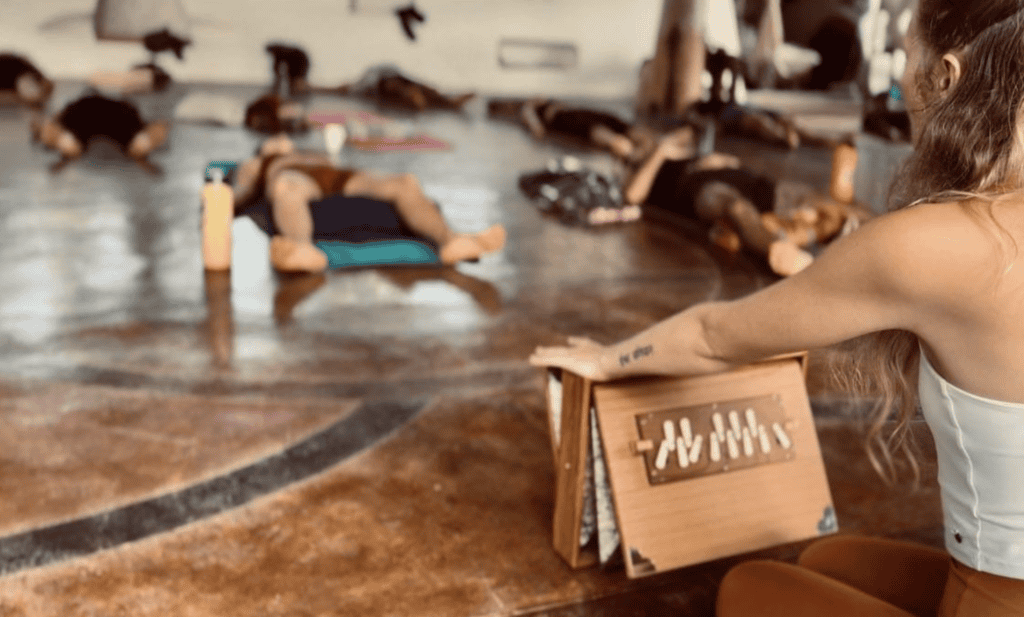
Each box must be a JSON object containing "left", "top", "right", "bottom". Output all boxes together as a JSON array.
[
  {"left": 270, "top": 236, "right": 328, "bottom": 273},
  {"left": 768, "top": 240, "right": 813, "bottom": 277},
  {"left": 438, "top": 224, "right": 506, "bottom": 265},
  {"left": 708, "top": 221, "right": 742, "bottom": 253},
  {"left": 128, "top": 122, "right": 169, "bottom": 159}
]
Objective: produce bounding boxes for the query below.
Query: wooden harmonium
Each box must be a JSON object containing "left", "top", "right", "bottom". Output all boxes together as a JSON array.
[{"left": 544, "top": 354, "right": 837, "bottom": 579}]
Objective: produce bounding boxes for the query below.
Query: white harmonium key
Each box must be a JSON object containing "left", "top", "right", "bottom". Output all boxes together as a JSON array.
[
  {"left": 663, "top": 420, "right": 676, "bottom": 451},
  {"left": 688, "top": 434, "right": 703, "bottom": 464},
  {"left": 709, "top": 434, "right": 722, "bottom": 463},
  {"left": 772, "top": 422, "right": 793, "bottom": 450},
  {"left": 745, "top": 408, "right": 758, "bottom": 436},
  {"left": 676, "top": 437, "right": 689, "bottom": 468},
  {"left": 741, "top": 426, "right": 754, "bottom": 457},
  {"left": 679, "top": 418, "right": 693, "bottom": 448},
  {"left": 655, "top": 438, "right": 671, "bottom": 470},
  {"left": 758, "top": 424, "right": 772, "bottom": 454},
  {"left": 728, "top": 410, "right": 742, "bottom": 437},
  {"left": 712, "top": 412, "right": 726, "bottom": 441},
  {"left": 726, "top": 431, "right": 740, "bottom": 459}
]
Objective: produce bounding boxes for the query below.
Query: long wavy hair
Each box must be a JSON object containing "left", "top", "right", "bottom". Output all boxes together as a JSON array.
[{"left": 835, "top": 0, "right": 1024, "bottom": 486}]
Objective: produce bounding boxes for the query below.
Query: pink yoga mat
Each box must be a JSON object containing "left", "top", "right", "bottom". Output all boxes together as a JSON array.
[{"left": 348, "top": 135, "right": 450, "bottom": 152}]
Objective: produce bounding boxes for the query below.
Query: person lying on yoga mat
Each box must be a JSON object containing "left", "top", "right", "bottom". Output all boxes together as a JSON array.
[
  {"left": 0, "top": 53, "right": 54, "bottom": 108},
  {"left": 514, "top": 98, "right": 653, "bottom": 161},
  {"left": 535, "top": 0, "right": 1024, "bottom": 613},
  {"left": 32, "top": 93, "right": 169, "bottom": 165},
  {"left": 624, "top": 125, "right": 870, "bottom": 277},
  {"left": 336, "top": 65, "right": 475, "bottom": 112},
  {"left": 233, "top": 134, "right": 506, "bottom": 272}
]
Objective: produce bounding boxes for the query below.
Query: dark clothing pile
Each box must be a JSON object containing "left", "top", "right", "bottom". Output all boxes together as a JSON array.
[{"left": 518, "top": 165, "right": 626, "bottom": 225}]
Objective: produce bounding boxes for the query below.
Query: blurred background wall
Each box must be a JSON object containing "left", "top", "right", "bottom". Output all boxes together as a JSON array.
[{"left": 1, "top": 0, "right": 667, "bottom": 98}]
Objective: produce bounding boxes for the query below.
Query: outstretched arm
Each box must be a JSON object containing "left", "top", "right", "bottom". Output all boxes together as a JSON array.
[{"left": 530, "top": 209, "right": 928, "bottom": 381}]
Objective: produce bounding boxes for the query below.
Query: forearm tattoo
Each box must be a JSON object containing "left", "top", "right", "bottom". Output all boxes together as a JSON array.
[{"left": 618, "top": 345, "right": 654, "bottom": 367}]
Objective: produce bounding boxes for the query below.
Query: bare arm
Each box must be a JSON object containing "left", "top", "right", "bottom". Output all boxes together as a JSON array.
[
  {"left": 530, "top": 206, "right": 955, "bottom": 381},
  {"left": 624, "top": 147, "right": 671, "bottom": 205},
  {"left": 521, "top": 101, "right": 546, "bottom": 139},
  {"left": 623, "top": 129, "right": 703, "bottom": 205}
]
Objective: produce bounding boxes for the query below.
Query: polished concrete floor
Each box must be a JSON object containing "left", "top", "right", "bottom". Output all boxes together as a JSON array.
[{"left": 0, "top": 81, "right": 939, "bottom": 616}]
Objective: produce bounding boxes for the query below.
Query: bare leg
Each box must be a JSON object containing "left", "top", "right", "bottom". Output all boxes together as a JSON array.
[
  {"left": 695, "top": 182, "right": 813, "bottom": 276},
  {"left": 590, "top": 124, "right": 635, "bottom": 159},
  {"left": 15, "top": 74, "right": 53, "bottom": 107},
  {"left": 37, "top": 119, "right": 83, "bottom": 159},
  {"left": 736, "top": 109, "right": 800, "bottom": 149},
  {"left": 88, "top": 68, "right": 154, "bottom": 95},
  {"left": 695, "top": 182, "right": 777, "bottom": 254},
  {"left": 521, "top": 100, "right": 548, "bottom": 139},
  {"left": 127, "top": 121, "right": 169, "bottom": 159},
  {"left": 267, "top": 170, "right": 328, "bottom": 272},
  {"left": 343, "top": 172, "right": 505, "bottom": 265}
]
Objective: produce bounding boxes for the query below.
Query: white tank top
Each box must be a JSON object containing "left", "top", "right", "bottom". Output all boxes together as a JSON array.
[{"left": 918, "top": 350, "right": 1024, "bottom": 579}]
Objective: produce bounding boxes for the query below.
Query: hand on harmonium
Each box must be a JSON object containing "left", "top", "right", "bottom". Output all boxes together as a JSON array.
[{"left": 529, "top": 336, "right": 614, "bottom": 382}]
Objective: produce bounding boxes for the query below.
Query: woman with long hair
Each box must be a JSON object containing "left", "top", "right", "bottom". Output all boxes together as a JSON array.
[{"left": 530, "top": 0, "right": 1024, "bottom": 614}]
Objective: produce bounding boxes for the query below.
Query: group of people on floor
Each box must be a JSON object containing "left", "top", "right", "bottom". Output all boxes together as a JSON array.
[
  {"left": 0, "top": 50, "right": 507, "bottom": 270},
  {"left": 6, "top": 0, "right": 1024, "bottom": 613},
  {"left": 1, "top": 41, "right": 867, "bottom": 279}
]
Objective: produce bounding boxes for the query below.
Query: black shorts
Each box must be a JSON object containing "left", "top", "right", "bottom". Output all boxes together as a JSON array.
[
  {"left": 545, "top": 109, "right": 631, "bottom": 143},
  {"left": 646, "top": 162, "right": 776, "bottom": 221},
  {"left": 240, "top": 194, "right": 438, "bottom": 251}
]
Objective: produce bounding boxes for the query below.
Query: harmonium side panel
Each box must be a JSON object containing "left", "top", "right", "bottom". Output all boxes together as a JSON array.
[
  {"left": 593, "top": 359, "right": 836, "bottom": 579},
  {"left": 547, "top": 368, "right": 599, "bottom": 568}
]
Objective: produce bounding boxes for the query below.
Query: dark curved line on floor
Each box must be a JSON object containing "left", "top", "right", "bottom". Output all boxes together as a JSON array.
[
  {"left": 28, "top": 365, "right": 541, "bottom": 401},
  {"left": 0, "top": 397, "right": 426, "bottom": 577}
]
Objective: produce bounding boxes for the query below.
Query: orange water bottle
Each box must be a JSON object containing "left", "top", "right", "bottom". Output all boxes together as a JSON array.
[
  {"left": 830, "top": 138, "right": 858, "bottom": 204},
  {"left": 202, "top": 166, "right": 234, "bottom": 270}
]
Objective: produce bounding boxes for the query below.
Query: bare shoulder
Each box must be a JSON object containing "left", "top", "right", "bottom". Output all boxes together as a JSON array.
[{"left": 847, "top": 200, "right": 1004, "bottom": 299}]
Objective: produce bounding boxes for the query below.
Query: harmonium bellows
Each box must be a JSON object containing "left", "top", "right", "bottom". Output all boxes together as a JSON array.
[{"left": 543, "top": 353, "right": 837, "bottom": 578}]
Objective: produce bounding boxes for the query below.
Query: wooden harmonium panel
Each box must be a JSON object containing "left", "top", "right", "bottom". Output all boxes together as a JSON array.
[
  {"left": 634, "top": 394, "right": 795, "bottom": 485},
  {"left": 544, "top": 355, "right": 838, "bottom": 579}
]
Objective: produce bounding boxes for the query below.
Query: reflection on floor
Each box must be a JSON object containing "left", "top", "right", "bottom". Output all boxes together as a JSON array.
[{"left": 0, "top": 82, "right": 938, "bottom": 616}]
